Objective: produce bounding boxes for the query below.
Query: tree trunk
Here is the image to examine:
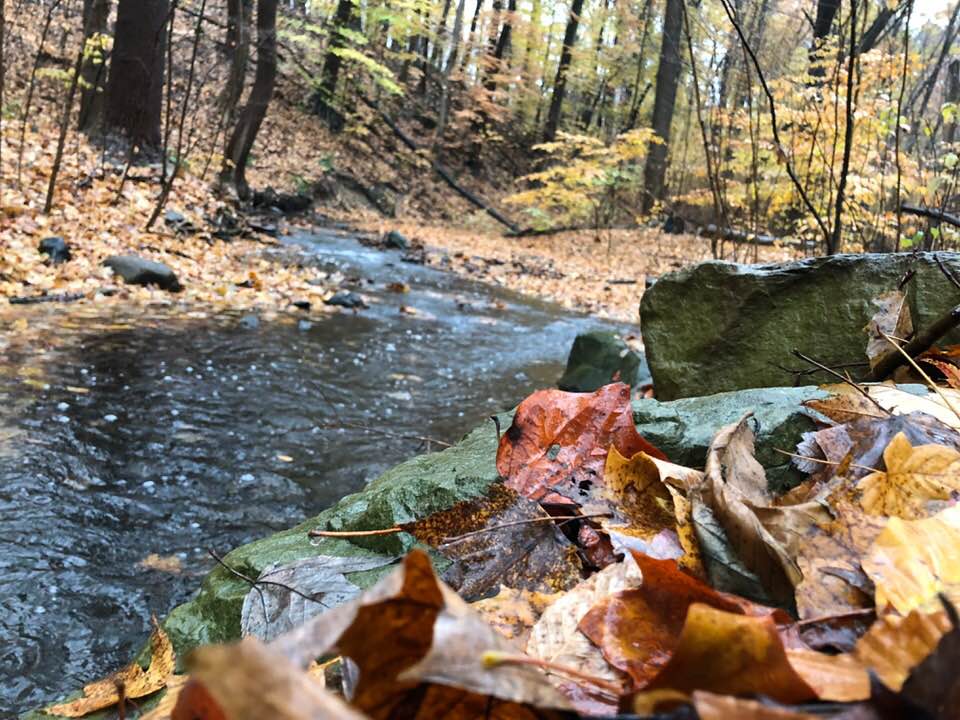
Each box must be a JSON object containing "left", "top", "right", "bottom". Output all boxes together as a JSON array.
[
  {"left": 314, "top": 0, "right": 354, "bottom": 124},
  {"left": 947, "top": 59, "right": 960, "bottom": 144},
  {"left": 436, "top": 0, "right": 466, "bottom": 142},
  {"left": 641, "top": 0, "right": 682, "bottom": 211},
  {"left": 543, "top": 0, "right": 586, "bottom": 141},
  {"left": 78, "top": 0, "right": 110, "bottom": 131},
  {"left": 106, "top": 0, "right": 169, "bottom": 146},
  {"left": 220, "top": 0, "right": 278, "bottom": 199},
  {"left": 809, "top": 0, "right": 840, "bottom": 77},
  {"left": 625, "top": 0, "right": 654, "bottom": 130},
  {"left": 220, "top": 0, "right": 250, "bottom": 135}
]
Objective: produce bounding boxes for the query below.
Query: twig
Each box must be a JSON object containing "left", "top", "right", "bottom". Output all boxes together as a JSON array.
[
  {"left": 773, "top": 447, "right": 878, "bottom": 473},
  {"left": 207, "top": 548, "right": 332, "bottom": 608},
  {"left": 936, "top": 254, "right": 960, "bottom": 292},
  {"left": 481, "top": 651, "right": 624, "bottom": 696},
  {"left": 796, "top": 607, "right": 876, "bottom": 627},
  {"left": 879, "top": 330, "right": 960, "bottom": 424},
  {"left": 308, "top": 527, "right": 402, "bottom": 538},
  {"left": 870, "top": 304, "right": 960, "bottom": 380},
  {"left": 441, "top": 512, "right": 612, "bottom": 545},
  {"left": 791, "top": 349, "right": 890, "bottom": 415}
]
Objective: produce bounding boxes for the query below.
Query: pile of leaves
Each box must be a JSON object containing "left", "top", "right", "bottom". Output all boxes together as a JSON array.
[{"left": 47, "top": 372, "right": 960, "bottom": 719}]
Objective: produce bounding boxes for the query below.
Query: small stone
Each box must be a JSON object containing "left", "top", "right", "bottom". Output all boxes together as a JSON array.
[
  {"left": 103, "top": 255, "right": 181, "bottom": 292},
  {"left": 39, "top": 236, "right": 71, "bottom": 265},
  {"left": 324, "top": 291, "right": 367, "bottom": 309},
  {"left": 103, "top": 414, "right": 118, "bottom": 423},
  {"left": 383, "top": 230, "right": 410, "bottom": 250}
]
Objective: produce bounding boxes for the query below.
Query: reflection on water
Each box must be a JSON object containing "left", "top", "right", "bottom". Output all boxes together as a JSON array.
[{"left": 0, "top": 230, "right": 631, "bottom": 714}]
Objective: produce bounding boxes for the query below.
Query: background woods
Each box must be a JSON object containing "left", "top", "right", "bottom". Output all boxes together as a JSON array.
[{"left": 0, "top": 0, "right": 957, "bottom": 256}]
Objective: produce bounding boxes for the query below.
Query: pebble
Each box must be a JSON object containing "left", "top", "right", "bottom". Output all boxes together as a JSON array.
[
  {"left": 56, "top": 402, "right": 70, "bottom": 411},
  {"left": 103, "top": 414, "right": 118, "bottom": 423}
]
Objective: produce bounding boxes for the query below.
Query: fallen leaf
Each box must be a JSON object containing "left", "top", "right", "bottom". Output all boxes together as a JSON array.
[
  {"left": 867, "top": 385, "right": 960, "bottom": 433},
  {"left": 857, "top": 432, "right": 960, "bottom": 519},
  {"left": 270, "top": 550, "right": 572, "bottom": 717},
  {"left": 176, "top": 639, "right": 365, "bottom": 720},
  {"left": 696, "top": 416, "right": 801, "bottom": 609},
  {"left": 896, "top": 600, "right": 960, "bottom": 718},
  {"left": 139, "top": 675, "right": 190, "bottom": 720},
  {"left": 527, "top": 555, "right": 642, "bottom": 688},
  {"left": 862, "top": 505, "right": 960, "bottom": 614},
  {"left": 578, "top": 552, "right": 789, "bottom": 687},
  {"left": 276, "top": 454, "right": 294, "bottom": 463},
  {"left": 471, "top": 586, "right": 561, "bottom": 647},
  {"left": 865, "top": 290, "right": 913, "bottom": 372},
  {"left": 405, "top": 483, "right": 583, "bottom": 600},
  {"left": 856, "top": 608, "right": 952, "bottom": 691},
  {"left": 921, "top": 358, "right": 960, "bottom": 391},
  {"left": 240, "top": 554, "right": 396, "bottom": 641},
  {"left": 497, "top": 383, "right": 665, "bottom": 506},
  {"left": 643, "top": 603, "right": 816, "bottom": 703},
  {"left": 691, "top": 690, "right": 819, "bottom": 720},
  {"left": 46, "top": 620, "right": 175, "bottom": 717},
  {"left": 785, "top": 648, "right": 870, "bottom": 701},
  {"left": 138, "top": 553, "right": 183, "bottom": 574}
]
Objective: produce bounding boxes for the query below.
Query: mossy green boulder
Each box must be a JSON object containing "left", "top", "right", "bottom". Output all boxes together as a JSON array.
[
  {"left": 557, "top": 331, "right": 650, "bottom": 391},
  {"left": 641, "top": 252, "right": 960, "bottom": 400}
]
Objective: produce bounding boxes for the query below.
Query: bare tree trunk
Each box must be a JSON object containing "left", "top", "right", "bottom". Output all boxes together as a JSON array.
[
  {"left": 830, "top": 0, "right": 858, "bottom": 254},
  {"left": 625, "top": 0, "right": 654, "bottom": 130},
  {"left": 45, "top": 46, "right": 84, "bottom": 213},
  {"left": 436, "top": 0, "right": 466, "bottom": 143},
  {"left": 78, "top": 0, "right": 110, "bottom": 131},
  {"left": 543, "top": 0, "right": 586, "bottom": 141},
  {"left": 221, "top": 0, "right": 250, "bottom": 126},
  {"left": 461, "top": 0, "right": 487, "bottom": 72},
  {"left": 106, "top": 0, "right": 169, "bottom": 146},
  {"left": 641, "top": 0, "right": 682, "bottom": 211},
  {"left": 809, "top": 0, "right": 840, "bottom": 77},
  {"left": 220, "top": 0, "right": 278, "bottom": 199},
  {"left": 947, "top": 59, "right": 960, "bottom": 144},
  {"left": 314, "top": 0, "right": 353, "bottom": 126}
]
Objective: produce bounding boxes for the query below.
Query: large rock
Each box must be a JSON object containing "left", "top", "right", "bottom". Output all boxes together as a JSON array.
[
  {"left": 633, "top": 385, "right": 827, "bottom": 494},
  {"left": 103, "top": 255, "right": 181, "bottom": 292},
  {"left": 641, "top": 253, "right": 960, "bottom": 400},
  {"left": 39, "top": 236, "right": 71, "bottom": 265},
  {"left": 557, "top": 331, "right": 651, "bottom": 392}
]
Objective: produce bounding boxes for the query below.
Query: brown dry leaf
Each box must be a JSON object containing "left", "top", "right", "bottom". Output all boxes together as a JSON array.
[
  {"left": 668, "top": 487, "right": 706, "bottom": 579},
  {"left": 855, "top": 608, "right": 952, "bottom": 691},
  {"left": 404, "top": 483, "right": 583, "bottom": 600},
  {"left": 784, "top": 648, "right": 870, "bottom": 701},
  {"left": 866, "top": 385, "right": 960, "bottom": 433},
  {"left": 46, "top": 620, "right": 175, "bottom": 717},
  {"left": 790, "top": 500, "right": 886, "bottom": 620},
  {"left": 178, "top": 639, "right": 366, "bottom": 720},
  {"left": 865, "top": 290, "right": 913, "bottom": 372},
  {"left": 598, "top": 446, "right": 678, "bottom": 540},
  {"left": 804, "top": 387, "right": 888, "bottom": 426},
  {"left": 496, "top": 383, "right": 665, "bottom": 506},
  {"left": 696, "top": 416, "right": 801, "bottom": 609},
  {"left": 691, "top": 691, "right": 819, "bottom": 720},
  {"left": 471, "top": 586, "right": 561, "bottom": 647},
  {"left": 270, "top": 550, "right": 572, "bottom": 718},
  {"left": 527, "top": 555, "right": 642, "bottom": 688},
  {"left": 862, "top": 505, "right": 960, "bottom": 614},
  {"left": 857, "top": 432, "right": 960, "bottom": 519},
  {"left": 138, "top": 553, "right": 184, "bottom": 574},
  {"left": 643, "top": 604, "right": 816, "bottom": 703},
  {"left": 138, "top": 676, "right": 190, "bottom": 720},
  {"left": 578, "top": 552, "right": 790, "bottom": 687},
  {"left": 921, "top": 358, "right": 960, "bottom": 391}
]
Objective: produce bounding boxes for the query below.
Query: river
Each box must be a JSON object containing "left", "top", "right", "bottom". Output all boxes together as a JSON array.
[{"left": 0, "top": 229, "right": 633, "bottom": 714}]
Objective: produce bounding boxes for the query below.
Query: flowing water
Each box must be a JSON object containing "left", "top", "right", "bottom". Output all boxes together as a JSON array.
[{"left": 0, "top": 230, "right": 633, "bottom": 715}]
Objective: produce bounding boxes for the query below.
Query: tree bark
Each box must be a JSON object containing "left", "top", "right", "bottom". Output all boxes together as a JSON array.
[
  {"left": 78, "top": 0, "right": 110, "bottom": 131},
  {"left": 641, "top": 0, "right": 682, "bottom": 211},
  {"left": 543, "top": 0, "right": 586, "bottom": 141},
  {"left": 220, "top": 0, "right": 278, "bottom": 199},
  {"left": 809, "top": 0, "right": 840, "bottom": 77},
  {"left": 436, "top": 0, "right": 466, "bottom": 142},
  {"left": 947, "top": 58, "right": 960, "bottom": 144},
  {"left": 314, "top": 0, "right": 354, "bottom": 124},
  {"left": 221, "top": 0, "right": 250, "bottom": 125},
  {"left": 106, "top": 0, "right": 169, "bottom": 146}
]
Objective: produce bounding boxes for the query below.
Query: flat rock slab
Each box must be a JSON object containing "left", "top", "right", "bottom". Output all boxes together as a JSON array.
[
  {"left": 641, "top": 252, "right": 960, "bottom": 400},
  {"left": 103, "top": 255, "right": 182, "bottom": 292}
]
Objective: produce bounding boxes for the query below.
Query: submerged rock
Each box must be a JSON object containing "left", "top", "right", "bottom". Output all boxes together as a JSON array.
[
  {"left": 324, "top": 290, "right": 366, "bottom": 309},
  {"left": 641, "top": 252, "right": 960, "bottom": 400},
  {"left": 38, "top": 236, "right": 71, "bottom": 265},
  {"left": 383, "top": 230, "right": 410, "bottom": 250},
  {"left": 557, "top": 331, "right": 651, "bottom": 392},
  {"left": 103, "top": 255, "right": 181, "bottom": 292}
]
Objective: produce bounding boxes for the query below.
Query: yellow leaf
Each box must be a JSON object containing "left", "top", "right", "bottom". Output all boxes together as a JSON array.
[
  {"left": 855, "top": 608, "right": 952, "bottom": 691},
  {"left": 862, "top": 505, "right": 960, "bottom": 614},
  {"left": 785, "top": 649, "right": 869, "bottom": 702},
  {"left": 46, "top": 620, "right": 175, "bottom": 716},
  {"left": 858, "top": 432, "right": 960, "bottom": 519}
]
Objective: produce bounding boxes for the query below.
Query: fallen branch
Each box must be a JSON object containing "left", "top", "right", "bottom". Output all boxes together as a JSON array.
[
  {"left": 900, "top": 203, "right": 960, "bottom": 229},
  {"left": 869, "top": 303, "right": 960, "bottom": 380},
  {"left": 441, "top": 512, "right": 612, "bottom": 545},
  {"left": 9, "top": 292, "right": 85, "bottom": 305},
  {"left": 356, "top": 95, "right": 520, "bottom": 233}
]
